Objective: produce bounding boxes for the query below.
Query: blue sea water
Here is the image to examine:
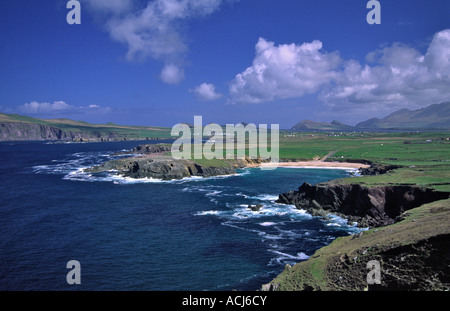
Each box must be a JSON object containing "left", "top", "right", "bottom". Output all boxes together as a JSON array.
[{"left": 0, "top": 140, "right": 361, "bottom": 291}]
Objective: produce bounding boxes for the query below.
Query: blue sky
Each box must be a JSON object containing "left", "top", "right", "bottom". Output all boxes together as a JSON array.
[{"left": 1, "top": 0, "right": 449, "bottom": 128}]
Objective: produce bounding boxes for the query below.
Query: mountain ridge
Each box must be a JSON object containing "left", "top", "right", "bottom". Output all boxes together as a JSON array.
[{"left": 291, "top": 102, "right": 450, "bottom": 131}]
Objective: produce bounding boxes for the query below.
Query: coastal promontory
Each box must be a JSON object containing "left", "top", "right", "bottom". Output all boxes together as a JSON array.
[{"left": 84, "top": 143, "right": 264, "bottom": 180}]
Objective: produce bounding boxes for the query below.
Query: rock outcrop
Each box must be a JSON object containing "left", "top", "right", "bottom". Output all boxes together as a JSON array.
[
  {"left": 132, "top": 144, "right": 172, "bottom": 154},
  {"left": 85, "top": 156, "right": 238, "bottom": 180},
  {"left": 277, "top": 182, "right": 450, "bottom": 227},
  {"left": 85, "top": 143, "right": 268, "bottom": 180},
  {"left": 359, "top": 163, "right": 403, "bottom": 176}
]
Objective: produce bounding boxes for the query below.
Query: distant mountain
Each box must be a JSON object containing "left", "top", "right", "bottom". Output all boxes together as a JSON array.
[
  {"left": 291, "top": 120, "right": 353, "bottom": 131},
  {"left": 291, "top": 102, "right": 450, "bottom": 131},
  {"left": 356, "top": 102, "right": 450, "bottom": 129},
  {"left": 0, "top": 113, "right": 171, "bottom": 141}
]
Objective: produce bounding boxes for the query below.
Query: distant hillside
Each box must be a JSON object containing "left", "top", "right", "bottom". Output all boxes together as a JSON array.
[
  {"left": 291, "top": 102, "right": 450, "bottom": 131},
  {"left": 291, "top": 120, "right": 353, "bottom": 131},
  {"left": 356, "top": 102, "right": 450, "bottom": 129},
  {"left": 0, "top": 113, "right": 172, "bottom": 142}
]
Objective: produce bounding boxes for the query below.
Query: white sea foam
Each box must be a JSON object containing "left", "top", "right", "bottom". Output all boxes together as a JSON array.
[
  {"left": 205, "top": 190, "right": 223, "bottom": 196},
  {"left": 326, "top": 222, "right": 341, "bottom": 227},
  {"left": 268, "top": 250, "right": 310, "bottom": 266},
  {"left": 194, "top": 210, "right": 222, "bottom": 216},
  {"left": 259, "top": 222, "right": 277, "bottom": 227},
  {"left": 33, "top": 149, "right": 247, "bottom": 185},
  {"left": 254, "top": 194, "right": 279, "bottom": 201},
  {"left": 197, "top": 201, "right": 311, "bottom": 222},
  {"left": 269, "top": 250, "right": 310, "bottom": 260}
]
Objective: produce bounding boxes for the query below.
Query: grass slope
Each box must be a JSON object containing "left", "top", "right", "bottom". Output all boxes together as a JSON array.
[{"left": 267, "top": 198, "right": 450, "bottom": 291}]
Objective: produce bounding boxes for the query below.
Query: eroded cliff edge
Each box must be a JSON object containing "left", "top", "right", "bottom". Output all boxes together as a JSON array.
[
  {"left": 263, "top": 180, "right": 450, "bottom": 291},
  {"left": 277, "top": 182, "right": 449, "bottom": 228},
  {"left": 0, "top": 122, "right": 123, "bottom": 141}
]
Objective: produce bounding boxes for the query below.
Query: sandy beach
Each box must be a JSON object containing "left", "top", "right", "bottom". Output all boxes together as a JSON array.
[{"left": 259, "top": 161, "right": 371, "bottom": 169}]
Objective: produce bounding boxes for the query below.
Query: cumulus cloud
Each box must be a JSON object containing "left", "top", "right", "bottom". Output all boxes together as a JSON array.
[
  {"left": 20, "top": 101, "right": 72, "bottom": 114},
  {"left": 190, "top": 83, "right": 223, "bottom": 101},
  {"left": 229, "top": 29, "right": 450, "bottom": 120},
  {"left": 320, "top": 29, "right": 450, "bottom": 116},
  {"left": 229, "top": 38, "right": 342, "bottom": 104},
  {"left": 88, "top": 0, "right": 235, "bottom": 84},
  {"left": 18, "top": 101, "right": 110, "bottom": 116}
]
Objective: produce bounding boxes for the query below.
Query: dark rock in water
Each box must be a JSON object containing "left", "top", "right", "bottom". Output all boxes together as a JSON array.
[
  {"left": 248, "top": 203, "right": 263, "bottom": 211},
  {"left": 277, "top": 182, "right": 450, "bottom": 228}
]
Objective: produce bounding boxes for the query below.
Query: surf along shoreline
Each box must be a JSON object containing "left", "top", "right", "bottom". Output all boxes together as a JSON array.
[{"left": 257, "top": 161, "right": 450, "bottom": 291}]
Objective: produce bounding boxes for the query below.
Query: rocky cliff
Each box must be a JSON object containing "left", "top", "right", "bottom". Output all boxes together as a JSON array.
[
  {"left": 0, "top": 122, "right": 119, "bottom": 141},
  {"left": 277, "top": 182, "right": 450, "bottom": 228},
  {"left": 264, "top": 181, "right": 450, "bottom": 291},
  {"left": 263, "top": 198, "right": 450, "bottom": 291}
]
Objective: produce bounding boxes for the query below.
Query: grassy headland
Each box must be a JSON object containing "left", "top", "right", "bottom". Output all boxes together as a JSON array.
[
  {"left": 0, "top": 113, "right": 173, "bottom": 141},
  {"left": 263, "top": 130, "right": 450, "bottom": 291}
]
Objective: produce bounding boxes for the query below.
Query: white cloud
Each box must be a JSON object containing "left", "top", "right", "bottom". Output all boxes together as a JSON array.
[
  {"left": 229, "top": 38, "right": 341, "bottom": 104},
  {"left": 191, "top": 83, "right": 222, "bottom": 101},
  {"left": 320, "top": 29, "right": 450, "bottom": 116},
  {"left": 160, "top": 63, "right": 185, "bottom": 84},
  {"left": 18, "top": 101, "right": 110, "bottom": 116},
  {"left": 229, "top": 29, "right": 450, "bottom": 121},
  {"left": 89, "top": 0, "right": 235, "bottom": 84},
  {"left": 20, "top": 101, "right": 72, "bottom": 114}
]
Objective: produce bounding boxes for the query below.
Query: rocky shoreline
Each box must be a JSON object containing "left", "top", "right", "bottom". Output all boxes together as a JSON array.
[
  {"left": 277, "top": 182, "right": 449, "bottom": 228},
  {"left": 262, "top": 163, "right": 450, "bottom": 291}
]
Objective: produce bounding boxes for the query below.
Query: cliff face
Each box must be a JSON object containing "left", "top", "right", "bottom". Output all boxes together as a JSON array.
[
  {"left": 0, "top": 122, "right": 117, "bottom": 141},
  {"left": 277, "top": 182, "right": 450, "bottom": 227},
  {"left": 1, "top": 122, "right": 66, "bottom": 141}
]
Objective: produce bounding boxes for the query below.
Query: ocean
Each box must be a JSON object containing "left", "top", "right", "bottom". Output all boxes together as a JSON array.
[{"left": 0, "top": 140, "right": 361, "bottom": 291}]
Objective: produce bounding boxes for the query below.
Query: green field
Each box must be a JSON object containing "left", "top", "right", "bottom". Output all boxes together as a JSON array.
[
  {"left": 278, "top": 131, "right": 450, "bottom": 192},
  {"left": 167, "top": 130, "right": 449, "bottom": 191}
]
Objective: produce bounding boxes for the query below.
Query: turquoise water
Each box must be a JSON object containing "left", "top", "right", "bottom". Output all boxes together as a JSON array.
[{"left": 0, "top": 141, "right": 360, "bottom": 290}]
